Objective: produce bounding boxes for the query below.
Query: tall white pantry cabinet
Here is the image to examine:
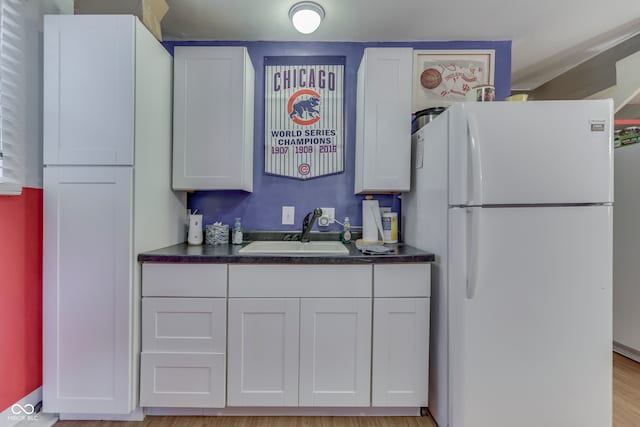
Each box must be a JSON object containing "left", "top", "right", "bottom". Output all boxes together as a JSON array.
[{"left": 43, "top": 15, "right": 186, "bottom": 416}]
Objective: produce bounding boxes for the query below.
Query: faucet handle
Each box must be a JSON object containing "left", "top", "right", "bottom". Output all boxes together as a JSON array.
[
  {"left": 303, "top": 211, "right": 313, "bottom": 225},
  {"left": 304, "top": 208, "right": 322, "bottom": 223}
]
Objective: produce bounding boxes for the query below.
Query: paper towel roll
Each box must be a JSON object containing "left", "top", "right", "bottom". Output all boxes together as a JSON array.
[{"left": 362, "top": 199, "right": 384, "bottom": 242}]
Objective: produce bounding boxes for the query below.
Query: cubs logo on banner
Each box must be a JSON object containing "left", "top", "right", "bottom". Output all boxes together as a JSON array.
[{"left": 265, "top": 57, "right": 344, "bottom": 179}]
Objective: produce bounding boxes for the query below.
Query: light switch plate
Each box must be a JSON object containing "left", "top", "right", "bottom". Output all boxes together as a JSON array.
[{"left": 282, "top": 206, "right": 295, "bottom": 225}]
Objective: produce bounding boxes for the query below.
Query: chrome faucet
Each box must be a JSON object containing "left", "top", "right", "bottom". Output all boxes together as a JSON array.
[{"left": 300, "top": 208, "right": 323, "bottom": 243}]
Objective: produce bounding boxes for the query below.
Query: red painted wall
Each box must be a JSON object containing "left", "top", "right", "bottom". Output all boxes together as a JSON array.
[{"left": 0, "top": 187, "right": 43, "bottom": 412}]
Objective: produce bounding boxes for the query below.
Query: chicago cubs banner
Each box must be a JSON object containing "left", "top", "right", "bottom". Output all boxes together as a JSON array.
[{"left": 265, "top": 57, "right": 344, "bottom": 179}]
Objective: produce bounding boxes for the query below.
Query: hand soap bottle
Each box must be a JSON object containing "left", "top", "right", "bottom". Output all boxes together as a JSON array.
[
  {"left": 232, "top": 217, "right": 243, "bottom": 245},
  {"left": 341, "top": 216, "right": 352, "bottom": 244}
]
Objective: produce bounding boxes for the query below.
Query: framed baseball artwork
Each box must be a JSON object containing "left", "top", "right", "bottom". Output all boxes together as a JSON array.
[{"left": 412, "top": 49, "right": 495, "bottom": 111}]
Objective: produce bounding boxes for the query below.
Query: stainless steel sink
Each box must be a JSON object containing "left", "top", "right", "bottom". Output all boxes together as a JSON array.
[{"left": 238, "top": 241, "right": 349, "bottom": 255}]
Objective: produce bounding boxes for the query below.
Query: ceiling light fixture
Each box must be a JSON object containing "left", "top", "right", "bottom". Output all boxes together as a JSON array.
[{"left": 289, "top": 1, "right": 325, "bottom": 34}]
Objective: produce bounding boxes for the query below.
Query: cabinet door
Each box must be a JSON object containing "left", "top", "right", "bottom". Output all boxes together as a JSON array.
[
  {"left": 372, "top": 298, "right": 429, "bottom": 406},
  {"left": 43, "top": 166, "right": 134, "bottom": 413},
  {"left": 299, "top": 298, "right": 372, "bottom": 407},
  {"left": 355, "top": 48, "right": 412, "bottom": 194},
  {"left": 44, "top": 15, "right": 134, "bottom": 165},
  {"left": 227, "top": 298, "right": 299, "bottom": 406},
  {"left": 173, "top": 46, "right": 253, "bottom": 191}
]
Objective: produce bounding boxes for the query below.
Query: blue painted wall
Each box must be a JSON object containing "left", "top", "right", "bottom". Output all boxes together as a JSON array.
[{"left": 162, "top": 40, "right": 512, "bottom": 233}]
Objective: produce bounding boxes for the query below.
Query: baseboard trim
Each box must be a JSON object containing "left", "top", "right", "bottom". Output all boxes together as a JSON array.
[
  {"left": 2, "top": 387, "right": 58, "bottom": 427},
  {"left": 144, "top": 407, "right": 422, "bottom": 416},
  {"left": 59, "top": 406, "right": 144, "bottom": 421},
  {"left": 614, "top": 341, "right": 640, "bottom": 363}
]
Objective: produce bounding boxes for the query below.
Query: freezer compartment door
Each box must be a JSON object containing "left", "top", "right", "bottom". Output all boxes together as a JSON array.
[
  {"left": 448, "top": 206, "right": 612, "bottom": 427},
  {"left": 449, "top": 100, "right": 613, "bottom": 206}
]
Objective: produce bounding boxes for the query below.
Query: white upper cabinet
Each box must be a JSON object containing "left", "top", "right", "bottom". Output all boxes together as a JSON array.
[
  {"left": 354, "top": 48, "right": 413, "bottom": 194},
  {"left": 44, "top": 15, "right": 135, "bottom": 166},
  {"left": 173, "top": 46, "right": 254, "bottom": 191}
]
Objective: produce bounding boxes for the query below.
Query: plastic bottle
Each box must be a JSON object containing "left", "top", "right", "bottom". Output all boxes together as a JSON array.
[
  {"left": 232, "top": 217, "right": 243, "bottom": 245},
  {"left": 341, "top": 216, "right": 352, "bottom": 244}
]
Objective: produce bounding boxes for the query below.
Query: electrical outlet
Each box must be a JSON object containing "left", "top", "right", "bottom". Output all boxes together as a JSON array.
[
  {"left": 319, "top": 207, "right": 335, "bottom": 226},
  {"left": 282, "top": 206, "right": 295, "bottom": 225}
]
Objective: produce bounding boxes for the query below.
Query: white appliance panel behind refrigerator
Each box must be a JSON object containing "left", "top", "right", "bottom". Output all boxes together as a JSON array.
[
  {"left": 448, "top": 205, "right": 612, "bottom": 427},
  {"left": 449, "top": 100, "right": 613, "bottom": 206},
  {"left": 613, "top": 143, "right": 640, "bottom": 357},
  {"left": 403, "top": 115, "right": 449, "bottom": 427}
]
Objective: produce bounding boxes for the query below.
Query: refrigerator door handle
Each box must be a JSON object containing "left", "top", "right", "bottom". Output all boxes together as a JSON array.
[
  {"left": 466, "top": 207, "right": 481, "bottom": 299},
  {"left": 467, "top": 115, "right": 483, "bottom": 205}
]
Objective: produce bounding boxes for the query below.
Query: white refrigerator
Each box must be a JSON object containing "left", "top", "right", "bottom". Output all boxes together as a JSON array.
[
  {"left": 403, "top": 100, "right": 613, "bottom": 427},
  {"left": 613, "top": 142, "right": 640, "bottom": 362}
]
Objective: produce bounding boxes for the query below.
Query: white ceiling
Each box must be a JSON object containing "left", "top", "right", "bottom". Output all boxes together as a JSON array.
[{"left": 161, "top": 0, "right": 640, "bottom": 91}]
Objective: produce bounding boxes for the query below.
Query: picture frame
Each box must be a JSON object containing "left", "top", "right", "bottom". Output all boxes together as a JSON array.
[{"left": 412, "top": 49, "right": 495, "bottom": 112}]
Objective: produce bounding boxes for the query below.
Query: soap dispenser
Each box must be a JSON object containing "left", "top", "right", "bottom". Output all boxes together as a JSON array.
[
  {"left": 341, "top": 216, "right": 352, "bottom": 244},
  {"left": 232, "top": 217, "right": 243, "bottom": 245}
]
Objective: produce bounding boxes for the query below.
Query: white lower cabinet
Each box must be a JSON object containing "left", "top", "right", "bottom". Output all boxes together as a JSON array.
[
  {"left": 227, "top": 298, "right": 300, "bottom": 406},
  {"left": 140, "top": 264, "right": 227, "bottom": 408},
  {"left": 372, "top": 298, "right": 430, "bottom": 406},
  {"left": 227, "top": 297, "right": 372, "bottom": 407},
  {"left": 299, "top": 298, "right": 372, "bottom": 407},
  {"left": 372, "top": 264, "right": 431, "bottom": 407},
  {"left": 139, "top": 262, "right": 431, "bottom": 410},
  {"left": 227, "top": 264, "right": 373, "bottom": 407}
]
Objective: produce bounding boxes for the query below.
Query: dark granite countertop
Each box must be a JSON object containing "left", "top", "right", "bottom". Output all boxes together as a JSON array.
[{"left": 138, "top": 241, "right": 434, "bottom": 265}]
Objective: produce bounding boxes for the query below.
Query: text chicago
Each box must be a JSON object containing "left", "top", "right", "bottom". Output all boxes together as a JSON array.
[{"left": 273, "top": 68, "right": 337, "bottom": 91}]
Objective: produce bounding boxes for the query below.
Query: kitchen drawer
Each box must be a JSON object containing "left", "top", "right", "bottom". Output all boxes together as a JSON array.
[
  {"left": 142, "top": 263, "right": 227, "bottom": 297},
  {"left": 374, "top": 263, "right": 431, "bottom": 297},
  {"left": 228, "top": 264, "right": 371, "bottom": 297},
  {"left": 140, "top": 352, "right": 225, "bottom": 408},
  {"left": 142, "top": 298, "right": 226, "bottom": 353}
]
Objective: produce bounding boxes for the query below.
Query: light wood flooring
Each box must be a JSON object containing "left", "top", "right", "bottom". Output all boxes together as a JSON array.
[
  {"left": 613, "top": 352, "right": 640, "bottom": 426},
  {"left": 55, "top": 416, "right": 436, "bottom": 426},
  {"left": 54, "top": 353, "right": 640, "bottom": 427}
]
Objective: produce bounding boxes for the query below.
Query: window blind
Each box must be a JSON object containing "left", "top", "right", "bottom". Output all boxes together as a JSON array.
[{"left": 0, "top": 0, "right": 24, "bottom": 195}]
